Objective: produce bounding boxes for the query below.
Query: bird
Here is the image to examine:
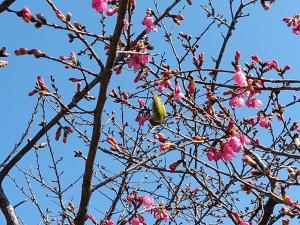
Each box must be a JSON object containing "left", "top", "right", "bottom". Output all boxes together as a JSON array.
[{"left": 149, "top": 93, "right": 166, "bottom": 126}]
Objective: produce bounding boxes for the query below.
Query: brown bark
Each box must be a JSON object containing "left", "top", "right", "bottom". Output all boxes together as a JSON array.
[
  {"left": 0, "top": 186, "right": 20, "bottom": 225},
  {"left": 258, "top": 198, "right": 277, "bottom": 225},
  {"left": 73, "top": 1, "right": 129, "bottom": 224},
  {"left": 0, "top": 0, "right": 16, "bottom": 13}
]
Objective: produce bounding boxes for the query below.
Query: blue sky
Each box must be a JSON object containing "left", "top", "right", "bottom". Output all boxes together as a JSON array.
[{"left": 1, "top": 0, "right": 300, "bottom": 224}]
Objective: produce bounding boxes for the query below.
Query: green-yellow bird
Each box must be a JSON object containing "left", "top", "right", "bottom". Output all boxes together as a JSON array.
[{"left": 149, "top": 93, "right": 167, "bottom": 126}]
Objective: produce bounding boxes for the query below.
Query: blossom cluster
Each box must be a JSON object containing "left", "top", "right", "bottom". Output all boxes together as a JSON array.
[
  {"left": 283, "top": 14, "right": 300, "bottom": 35},
  {"left": 126, "top": 192, "right": 169, "bottom": 224},
  {"left": 207, "top": 134, "right": 250, "bottom": 161}
]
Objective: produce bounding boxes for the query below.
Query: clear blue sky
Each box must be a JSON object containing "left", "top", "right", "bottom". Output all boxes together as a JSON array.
[{"left": 1, "top": 0, "right": 300, "bottom": 224}]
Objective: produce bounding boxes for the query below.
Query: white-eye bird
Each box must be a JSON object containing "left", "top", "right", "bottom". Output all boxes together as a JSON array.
[{"left": 149, "top": 93, "right": 167, "bottom": 126}]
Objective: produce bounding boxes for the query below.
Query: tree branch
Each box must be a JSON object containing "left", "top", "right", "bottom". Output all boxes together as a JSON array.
[
  {"left": 0, "top": 0, "right": 16, "bottom": 13},
  {"left": 258, "top": 198, "right": 278, "bottom": 225},
  {"left": 73, "top": 1, "right": 129, "bottom": 224},
  {"left": 0, "top": 186, "right": 20, "bottom": 225}
]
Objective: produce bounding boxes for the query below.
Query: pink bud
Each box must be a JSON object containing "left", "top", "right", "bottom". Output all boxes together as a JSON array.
[
  {"left": 154, "top": 133, "right": 167, "bottom": 142},
  {"left": 284, "top": 65, "right": 291, "bottom": 71},
  {"left": 21, "top": 7, "right": 33, "bottom": 23},
  {"left": 106, "top": 7, "right": 118, "bottom": 16}
]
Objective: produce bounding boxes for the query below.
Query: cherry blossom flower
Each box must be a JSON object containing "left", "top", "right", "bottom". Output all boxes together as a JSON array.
[
  {"left": 207, "top": 148, "right": 222, "bottom": 161},
  {"left": 228, "top": 135, "right": 243, "bottom": 152},
  {"left": 106, "top": 7, "right": 118, "bottom": 16},
  {"left": 135, "top": 113, "right": 150, "bottom": 126},
  {"left": 128, "top": 53, "right": 150, "bottom": 71},
  {"left": 221, "top": 142, "right": 235, "bottom": 161},
  {"left": 140, "top": 195, "right": 154, "bottom": 210},
  {"left": 138, "top": 98, "right": 146, "bottom": 107},
  {"left": 229, "top": 96, "right": 245, "bottom": 107},
  {"left": 239, "top": 134, "right": 251, "bottom": 145},
  {"left": 92, "top": 0, "right": 107, "bottom": 13},
  {"left": 246, "top": 98, "right": 262, "bottom": 108},
  {"left": 233, "top": 70, "right": 248, "bottom": 87},
  {"left": 259, "top": 117, "right": 270, "bottom": 128},
  {"left": 174, "top": 83, "right": 184, "bottom": 100},
  {"left": 104, "top": 220, "right": 116, "bottom": 225},
  {"left": 130, "top": 217, "right": 145, "bottom": 225},
  {"left": 283, "top": 14, "right": 300, "bottom": 35},
  {"left": 156, "top": 79, "right": 172, "bottom": 92},
  {"left": 154, "top": 208, "right": 169, "bottom": 221},
  {"left": 142, "top": 9, "right": 157, "bottom": 33}
]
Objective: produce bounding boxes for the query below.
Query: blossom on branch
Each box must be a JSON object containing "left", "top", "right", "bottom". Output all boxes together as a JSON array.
[{"left": 92, "top": 0, "right": 107, "bottom": 13}]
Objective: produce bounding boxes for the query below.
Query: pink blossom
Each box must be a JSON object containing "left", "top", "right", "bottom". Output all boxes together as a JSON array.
[
  {"left": 284, "top": 65, "right": 291, "bottom": 71},
  {"left": 106, "top": 7, "right": 118, "bottom": 16},
  {"left": 138, "top": 98, "right": 146, "bottom": 107},
  {"left": 228, "top": 135, "right": 243, "bottom": 152},
  {"left": 233, "top": 70, "right": 248, "bottom": 87},
  {"left": 140, "top": 195, "right": 154, "bottom": 210},
  {"left": 283, "top": 15, "right": 300, "bottom": 35},
  {"left": 135, "top": 113, "right": 149, "bottom": 126},
  {"left": 59, "top": 55, "right": 68, "bottom": 61},
  {"left": 92, "top": 0, "right": 107, "bottom": 13},
  {"left": 265, "top": 60, "right": 280, "bottom": 71},
  {"left": 207, "top": 148, "right": 222, "bottom": 161},
  {"left": 142, "top": 9, "right": 157, "bottom": 33},
  {"left": 154, "top": 133, "right": 167, "bottom": 143},
  {"left": 87, "top": 214, "right": 98, "bottom": 224},
  {"left": 21, "top": 7, "right": 33, "bottom": 23},
  {"left": 174, "top": 84, "right": 184, "bottom": 100},
  {"left": 259, "top": 118, "right": 270, "bottom": 128},
  {"left": 104, "top": 220, "right": 116, "bottom": 225},
  {"left": 239, "top": 135, "right": 251, "bottom": 145},
  {"left": 128, "top": 53, "right": 149, "bottom": 71},
  {"left": 156, "top": 80, "right": 172, "bottom": 92},
  {"left": 130, "top": 217, "right": 145, "bottom": 225},
  {"left": 241, "top": 90, "right": 251, "bottom": 98},
  {"left": 246, "top": 98, "right": 262, "bottom": 108},
  {"left": 107, "top": 135, "right": 120, "bottom": 151},
  {"left": 229, "top": 96, "right": 245, "bottom": 107},
  {"left": 154, "top": 208, "right": 169, "bottom": 221},
  {"left": 251, "top": 54, "right": 261, "bottom": 64},
  {"left": 221, "top": 142, "right": 235, "bottom": 161}
]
